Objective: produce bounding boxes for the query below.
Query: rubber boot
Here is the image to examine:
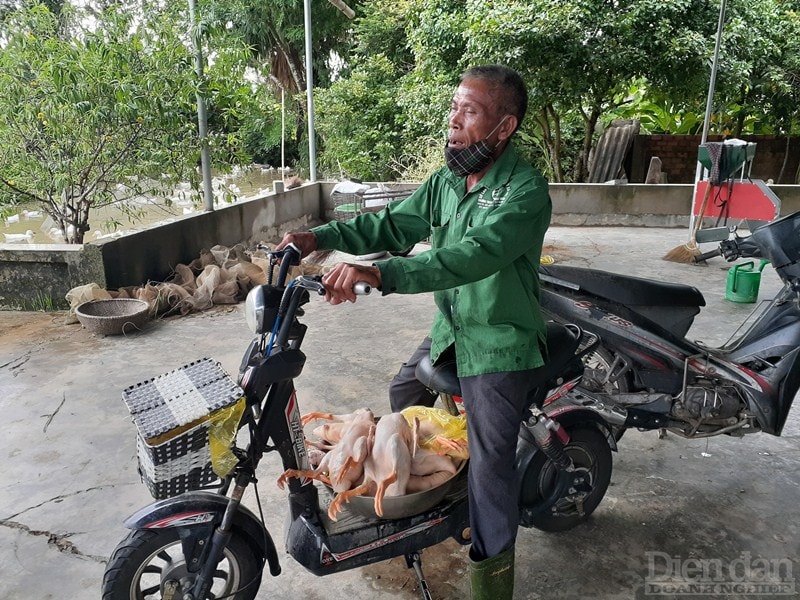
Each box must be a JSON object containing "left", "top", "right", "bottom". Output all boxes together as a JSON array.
[{"left": 469, "top": 545, "right": 515, "bottom": 600}]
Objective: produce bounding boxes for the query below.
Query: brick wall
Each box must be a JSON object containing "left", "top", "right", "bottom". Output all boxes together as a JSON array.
[{"left": 629, "top": 135, "right": 800, "bottom": 184}]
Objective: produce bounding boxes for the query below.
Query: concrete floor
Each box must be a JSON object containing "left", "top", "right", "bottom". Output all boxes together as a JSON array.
[{"left": 0, "top": 226, "right": 798, "bottom": 600}]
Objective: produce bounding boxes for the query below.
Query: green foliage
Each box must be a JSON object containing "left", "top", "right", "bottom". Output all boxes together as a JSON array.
[
  {"left": 312, "top": 0, "right": 461, "bottom": 181},
  {"left": 30, "top": 290, "right": 56, "bottom": 312},
  {"left": 0, "top": 1, "right": 258, "bottom": 242},
  {"left": 206, "top": 0, "right": 354, "bottom": 171},
  {"left": 306, "top": 0, "right": 800, "bottom": 183},
  {"left": 712, "top": 0, "right": 800, "bottom": 137},
  {"left": 209, "top": 0, "right": 351, "bottom": 93},
  {"left": 4, "top": 0, "right": 795, "bottom": 201},
  {"left": 609, "top": 82, "right": 704, "bottom": 135},
  {"left": 460, "top": 0, "right": 720, "bottom": 181},
  {"left": 405, "top": 0, "right": 468, "bottom": 75},
  {"left": 389, "top": 135, "right": 445, "bottom": 182},
  {"left": 239, "top": 99, "right": 295, "bottom": 167},
  {"left": 352, "top": 0, "right": 415, "bottom": 69},
  {"left": 315, "top": 54, "right": 407, "bottom": 180}
]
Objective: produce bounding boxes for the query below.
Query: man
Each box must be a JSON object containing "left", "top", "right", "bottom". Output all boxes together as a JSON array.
[{"left": 278, "top": 64, "right": 551, "bottom": 599}]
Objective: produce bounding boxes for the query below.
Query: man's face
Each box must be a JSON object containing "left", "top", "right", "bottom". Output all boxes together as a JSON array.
[{"left": 447, "top": 77, "right": 502, "bottom": 149}]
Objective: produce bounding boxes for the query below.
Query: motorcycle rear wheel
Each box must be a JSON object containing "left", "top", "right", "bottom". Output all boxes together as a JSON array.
[
  {"left": 519, "top": 426, "right": 612, "bottom": 532},
  {"left": 101, "top": 528, "right": 262, "bottom": 600}
]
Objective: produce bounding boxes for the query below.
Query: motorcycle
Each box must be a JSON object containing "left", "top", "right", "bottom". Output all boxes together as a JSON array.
[
  {"left": 102, "top": 244, "right": 616, "bottom": 600},
  {"left": 538, "top": 209, "right": 800, "bottom": 444}
]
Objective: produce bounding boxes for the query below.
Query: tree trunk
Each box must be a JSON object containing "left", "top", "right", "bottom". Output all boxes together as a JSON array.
[
  {"left": 778, "top": 134, "right": 790, "bottom": 184},
  {"left": 549, "top": 105, "right": 563, "bottom": 183},
  {"left": 533, "top": 105, "right": 564, "bottom": 183},
  {"left": 573, "top": 107, "right": 601, "bottom": 183}
]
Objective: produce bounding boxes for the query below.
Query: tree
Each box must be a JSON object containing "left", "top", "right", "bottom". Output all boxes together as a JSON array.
[
  {"left": 313, "top": 0, "right": 459, "bottom": 181},
  {"left": 315, "top": 54, "right": 407, "bottom": 180},
  {"left": 208, "top": 0, "right": 353, "bottom": 168},
  {"left": 461, "top": 0, "right": 719, "bottom": 181},
  {"left": 707, "top": 1, "right": 800, "bottom": 136},
  {"left": 319, "top": 0, "right": 721, "bottom": 182},
  {"left": 0, "top": 2, "right": 257, "bottom": 243},
  {"left": 283, "top": 0, "right": 800, "bottom": 183}
]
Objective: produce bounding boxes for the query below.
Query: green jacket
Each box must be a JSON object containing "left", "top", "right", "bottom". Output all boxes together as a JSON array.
[{"left": 313, "top": 142, "right": 552, "bottom": 377}]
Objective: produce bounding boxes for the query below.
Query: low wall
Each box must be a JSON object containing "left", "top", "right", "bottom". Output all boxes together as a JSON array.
[
  {"left": 550, "top": 183, "right": 800, "bottom": 227},
  {"left": 319, "top": 182, "right": 800, "bottom": 227},
  {"left": 3, "top": 181, "right": 800, "bottom": 309},
  {"left": 98, "top": 183, "right": 321, "bottom": 290},
  {"left": 0, "top": 244, "right": 105, "bottom": 310},
  {"left": 0, "top": 184, "right": 321, "bottom": 310}
]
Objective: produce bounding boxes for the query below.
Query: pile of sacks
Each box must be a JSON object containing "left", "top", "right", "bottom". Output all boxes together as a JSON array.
[{"left": 65, "top": 243, "right": 324, "bottom": 324}]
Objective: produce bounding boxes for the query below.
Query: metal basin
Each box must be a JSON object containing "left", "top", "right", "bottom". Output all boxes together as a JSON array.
[{"left": 344, "top": 459, "right": 466, "bottom": 520}]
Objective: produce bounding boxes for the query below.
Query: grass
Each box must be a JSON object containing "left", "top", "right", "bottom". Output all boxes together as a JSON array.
[{"left": 29, "top": 291, "right": 57, "bottom": 312}]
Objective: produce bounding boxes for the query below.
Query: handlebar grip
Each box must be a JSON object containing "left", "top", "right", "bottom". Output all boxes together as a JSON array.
[
  {"left": 693, "top": 248, "right": 722, "bottom": 263},
  {"left": 353, "top": 281, "right": 372, "bottom": 295}
]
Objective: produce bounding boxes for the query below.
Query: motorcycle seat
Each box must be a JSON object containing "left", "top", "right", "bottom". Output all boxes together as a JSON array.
[
  {"left": 540, "top": 264, "right": 706, "bottom": 308},
  {"left": 415, "top": 322, "right": 580, "bottom": 398}
]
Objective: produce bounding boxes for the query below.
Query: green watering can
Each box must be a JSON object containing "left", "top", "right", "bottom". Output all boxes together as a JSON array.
[{"left": 725, "top": 260, "right": 769, "bottom": 303}]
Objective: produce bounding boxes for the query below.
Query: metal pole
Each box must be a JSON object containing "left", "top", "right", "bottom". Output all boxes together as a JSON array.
[
  {"left": 188, "top": 0, "right": 214, "bottom": 211},
  {"left": 303, "top": 0, "right": 317, "bottom": 182},
  {"left": 701, "top": 0, "right": 727, "bottom": 146},
  {"left": 689, "top": 0, "right": 726, "bottom": 235}
]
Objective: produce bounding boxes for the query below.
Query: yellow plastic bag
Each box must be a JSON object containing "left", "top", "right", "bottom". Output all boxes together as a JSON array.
[
  {"left": 209, "top": 397, "right": 246, "bottom": 478},
  {"left": 401, "top": 406, "right": 468, "bottom": 449}
]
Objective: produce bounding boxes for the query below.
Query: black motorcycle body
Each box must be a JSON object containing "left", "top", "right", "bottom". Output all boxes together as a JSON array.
[
  {"left": 539, "top": 210, "right": 800, "bottom": 440},
  {"left": 102, "top": 246, "right": 615, "bottom": 600}
]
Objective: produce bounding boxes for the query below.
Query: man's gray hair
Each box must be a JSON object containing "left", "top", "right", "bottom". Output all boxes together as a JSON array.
[{"left": 461, "top": 65, "right": 528, "bottom": 131}]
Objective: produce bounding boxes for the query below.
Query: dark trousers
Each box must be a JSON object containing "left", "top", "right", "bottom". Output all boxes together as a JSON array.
[
  {"left": 388, "top": 338, "right": 536, "bottom": 559},
  {"left": 389, "top": 337, "right": 438, "bottom": 412}
]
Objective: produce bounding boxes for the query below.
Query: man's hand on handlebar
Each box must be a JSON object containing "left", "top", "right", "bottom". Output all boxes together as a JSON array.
[
  {"left": 275, "top": 231, "right": 318, "bottom": 258},
  {"left": 322, "top": 263, "right": 382, "bottom": 305}
]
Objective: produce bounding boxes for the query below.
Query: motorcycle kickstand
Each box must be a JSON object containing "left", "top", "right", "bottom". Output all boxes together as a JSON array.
[{"left": 405, "top": 552, "right": 433, "bottom": 600}]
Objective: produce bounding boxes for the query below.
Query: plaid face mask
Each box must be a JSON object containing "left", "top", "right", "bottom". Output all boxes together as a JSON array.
[
  {"left": 444, "top": 139, "right": 495, "bottom": 177},
  {"left": 444, "top": 117, "right": 508, "bottom": 177}
]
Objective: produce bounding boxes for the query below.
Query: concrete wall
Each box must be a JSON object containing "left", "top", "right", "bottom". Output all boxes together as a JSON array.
[
  {"left": 3, "top": 181, "right": 800, "bottom": 309},
  {"left": 0, "top": 244, "right": 105, "bottom": 310},
  {"left": 319, "top": 182, "right": 800, "bottom": 227},
  {"left": 551, "top": 183, "right": 800, "bottom": 227},
  {"left": 98, "top": 183, "right": 321, "bottom": 290},
  {"left": 0, "top": 184, "right": 320, "bottom": 310}
]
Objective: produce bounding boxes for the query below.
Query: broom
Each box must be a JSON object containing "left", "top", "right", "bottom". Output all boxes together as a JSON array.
[
  {"left": 663, "top": 0, "right": 726, "bottom": 263},
  {"left": 663, "top": 180, "right": 713, "bottom": 263}
]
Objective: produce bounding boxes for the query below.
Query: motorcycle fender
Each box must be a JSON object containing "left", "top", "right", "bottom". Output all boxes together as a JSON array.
[
  {"left": 516, "top": 409, "right": 617, "bottom": 473},
  {"left": 123, "top": 490, "right": 281, "bottom": 577},
  {"left": 549, "top": 408, "right": 617, "bottom": 450}
]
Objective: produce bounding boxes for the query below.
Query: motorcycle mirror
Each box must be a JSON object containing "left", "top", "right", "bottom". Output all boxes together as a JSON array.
[{"left": 695, "top": 226, "right": 732, "bottom": 244}]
